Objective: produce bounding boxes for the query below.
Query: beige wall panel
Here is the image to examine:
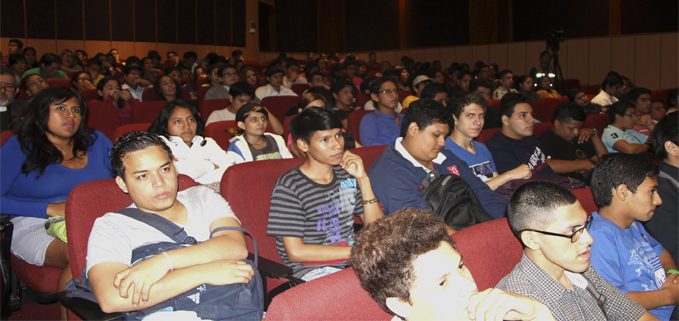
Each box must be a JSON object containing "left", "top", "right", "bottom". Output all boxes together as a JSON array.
[
  {"left": 409, "top": 48, "right": 424, "bottom": 63},
  {"left": 488, "top": 43, "right": 508, "bottom": 71},
  {"left": 354, "top": 52, "right": 369, "bottom": 61},
  {"left": 380, "top": 51, "right": 397, "bottom": 65},
  {"left": 439, "top": 47, "right": 456, "bottom": 67},
  {"left": 1, "top": 37, "right": 16, "bottom": 54},
  {"left": 289, "top": 52, "right": 307, "bottom": 60},
  {"left": 133, "top": 42, "right": 157, "bottom": 60},
  {"left": 456, "top": 46, "right": 472, "bottom": 65},
  {"left": 634, "top": 34, "right": 661, "bottom": 89},
  {"left": 565, "top": 39, "right": 588, "bottom": 85},
  {"left": 26, "top": 39, "right": 57, "bottom": 58},
  {"left": 588, "top": 38, "right": 612, "bottom": 86},
  {"left": 660, "top": 33, "right": 678, "bottom": 88},
  {"left": 506, "top": 42, "right": 526, "bottom": 75},
  {"left": 216, "top": 46, "right": 232, "bottom": 57},
  {"left": 56, "top": 40, "right": 85, "bottom": 55},
  {"left": 177, "top": 44, "right": 198, "bottom": 57},
  {"left": 156, "top": 43, "right": 179, "bottom": 60},
  {"left": 84, "top": 41, "right": 111, "bottom": 57},
  {"left": 394, "top": 49, "right": 410, "bottom": 64},
  {"left": 423, "top": 48, "right": 440, "bottom": 63},
  {"left": 471, "top": 45, "right": 489, "bottom": 66},
  {"left": 110, "top": 42, "right": 135, "bottom": 59},
  {"left": 525, "top": 41, "right": 545, "bottom": 75},
  {"left": 611, "top": 36, "right": 636, "bottom": 83},
  {"left": 196, "top": 45, "right": 217, "bottom": 59},
  {"left": 259, "top": 52, "right": 277, "bottom": 62}
]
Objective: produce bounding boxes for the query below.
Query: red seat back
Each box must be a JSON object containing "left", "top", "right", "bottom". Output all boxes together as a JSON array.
[
  {"left": 220, "top": 158, "right": 305, "bottom": 291},
  {"left": 533, "top": 122, "right": 554, "bottom": 138},
  {"left": 203, "top": 120, "right": 274, "bottom": 151},
  {"left": 580, "top": 84, "right": 600, "bottom": 95},
  {"left": 452, "top": 218, "right": 523, "bottom": 291},
  {"left": 347, "top": 110, "right": 373, "bottom": 145},
  {"left": 15, "top": 89, "right": 30, "bottom": 101},
  {"left": 572, "top": 188, "right": 598, "bottom": 216},
  {"left": 400, "top": 107, "right": 408, "bottom": 115},
  {"left": 112, "top": 123, "right": 151, "bottom": 141},
  {"left": 200, "top": 99, "right": 230, "bottom": 121},
  {"left": 350, "top": 145, "right": 387, "bottom": 171},
  {"left": 283, "top": 114, "right": 297, "bottom": 142},
  {"left": 131, "top": 101, "right": 167, "bottom": 123},
  {"left": 651, "top": 88, "right": 672, "bottom": 103},
  {"left": 532, "top": 97, "right": 561, "bottom": 123},
  {"left": 265, "top": 268, "right": 391, "bottom": 321},
  {"left": 560, "top": 95, "right": 570, "bottom": 104},
  {"left": 398, "top": 90, "right": 412, "bottom": 103},
  {"left": 355, "top": 93, "right": 370, "bottom": 109},
  {"left": 81, "top": 89, "right": 100, "bottom": 102},
  {"left": 290, "top": 84, "right": 309, "bottom": 97},
  {"left": 195, "top": 77, "right": 208, "bottom": 87},
  {"left": 474, "top": 127, "right": 500, "bottom": 144},
  {"left": 582, "top": 113, "right": 610, "bottom": 137},
  {"left": 87, "top": 101, "right": 122, "bottom": 142},
  {"left": 141, "top": 87, "right": 191, "bottom": 102},
  {"left": 488, "top": 99, "right": 501, "bottom": 109},
  {"left": 260, "top": 96, "right": 300, "bottom": 123},
  {"left": 1, "top": 129, "right": 15, "bottom": 146},
  {"left": 45, "top": 78, "right": 71, "bottom": 87},
  {"left": 196, "top": 85, "right": 212, "bottom": 107}
]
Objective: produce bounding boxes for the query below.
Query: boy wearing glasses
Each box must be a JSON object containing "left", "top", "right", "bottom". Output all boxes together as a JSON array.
[
  {"left": 359, "top": 77, "right": 404, "bottom": 146},
  {"left": 602, "top": 101, "right": 652, "bottom": 154},
  {"left": 589, "top": 154, "right": 678, "bottom": 320},
  {"left": 497, "top": 181, "right": 653, "bottom": 320}
]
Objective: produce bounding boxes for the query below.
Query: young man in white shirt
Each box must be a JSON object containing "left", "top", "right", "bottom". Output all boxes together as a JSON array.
[
  {"left": 121, "top": 66, "right": 151, "bottom": 102},
  {"left": 591, "top": 74, "right": 623, "bottom": 107},
  {"left": 254, "top": 67, "right": 298, "bottom": 101}
]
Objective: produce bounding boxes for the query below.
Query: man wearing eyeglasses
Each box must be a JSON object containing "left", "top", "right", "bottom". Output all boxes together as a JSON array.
[
  {"left": 359, "top": 77, "right": 404, "bottom": 147},
  {"left": 589, "top": 154, "right": 678, "bottom": 320},
  {"left": 0, "top": 65, "right": 27, "bottom": 132},
  {"left": 497, "top": 181, "right": 654, "bottom": 320},
  {"left": 204, "top": 64, "right": 239, "bottom": 101},
  {"left": 602, "top": 100, "right": 652, "bottom": 154}
]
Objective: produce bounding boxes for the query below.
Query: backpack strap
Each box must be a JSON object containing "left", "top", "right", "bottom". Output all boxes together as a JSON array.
[
  {"left": 211, "top": 226, "right": 258, "bottom": 267},
  {"left": 658, "top": 170, "right": 679, "bottom": 191},
  {"left": 582, "top": 274, "right": 607, "bottom": 319},
  {"left": 117, "top": 208, "right": 197, "bottom": 245}
]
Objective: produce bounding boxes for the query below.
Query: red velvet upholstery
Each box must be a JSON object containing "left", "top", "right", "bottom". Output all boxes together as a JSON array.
[
  {"left": 474, "top": 127, "right": 500, "bottom": 144},
  {"left": 200, "top": 98, "right": 230, "bottom": 121},
  {"left": 531, "top": 97, "right": 561, "bottom": 123},
  {"left": 65, "top": 175, "right": 197, "bottom": 321},
  {"left": 290, "top": 84, "right": 310, "bottom": 97},
  {"left": 112, "top": 123, "right": 151, "bottom": 141},
  {"left": 195, "top": 77, "right": 208, "bottom": 87},
  {"left": 196, "top": 85, "right": 212, "bottom": 107},
  {"left": 651, "top": 88, "right": 671, "bottom": 103},
  {"left": 488, "top": 99, "right": 501, "bottom": 109},
  {"left": 141, "top": 87, "right": 191, "bottom": 102},
  {"left": 265, "top": 268, "right": 391, "bottom": 321},
  {"left": 86, "top": 101, "right": 122, "bottom": 142},
  {"left": 586, "top": 94, "right": 595, "bottom": 102},
  {"left": 580, "top": 84, "right": 600, "bottom": 95},
  {"left": 398, "top": 90, "right": 412, "bottom": 103},
  {"left": 451, "top": 218, "right": 523, "bottom": 291},
  {"left": 560, "top": 95, "right": 570, "bottom": 104},
  {"left": 45, "top": 78, "right": 71, "bottom": 87},
  {"left": 203, "top": 120, "right": 274, "bottom": 151},
  {"left": 130, "top": 101, "right": 167, "bottom": 123},
  {"left": 350, "top": 145, "right": 387, "bottom": 171},
  {"left": 347, "top": 110, "right": 373, "bottom": 145},
  {"left": 9, "top": 256, "right": 61, "bottom": 293},
  {"left": 533, "top": 122, "right": 554, "bottom": 138},
  {"left": 260, "top": 96, "right": 300, "bottom": 124},
  {"left": 220, "top": 158, "right": 304, "bottom": 291},
  {"left": 572, "top": 188, "right": 598, "bottom": 216},
  {"left": 582, "top": 113, "right": 610, "bottom": 137},
  {"left": 1, "top": 129, "right": 15, "bottom": 146},
  {"left": 400, "top": 107, "right": 408, "bottom": 114},
  {"left": 15, "top": 89, "right": 30, "bottom": 101},
  {"left": 80, "top": 89, "right": 100, "bottom": 102},
  {"left": 283, "top": 114, "right": 296, "bottom": 142},
  {"left": 355, "top": 93, "right": 370, "bottom": 109}
]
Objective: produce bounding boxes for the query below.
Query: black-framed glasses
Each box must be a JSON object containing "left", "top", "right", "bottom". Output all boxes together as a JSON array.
[
  {"left": 520, "top": 216, "right": 592, "bottom": 243},
  {"left": 379, "top": 88, "right": 399, "bottom": 95},
  {"left": 0, "top": 82, "right": 17, "bottom": 91}
]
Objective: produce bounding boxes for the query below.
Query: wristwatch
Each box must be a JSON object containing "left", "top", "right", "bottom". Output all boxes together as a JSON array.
[{"left": 591, "top": 128, "right": 598, "bottom": 136}]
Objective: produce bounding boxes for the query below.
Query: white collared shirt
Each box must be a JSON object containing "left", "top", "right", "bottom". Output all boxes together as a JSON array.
[{"left": 394, "top": 137, "right": 447, "bottom": 174}]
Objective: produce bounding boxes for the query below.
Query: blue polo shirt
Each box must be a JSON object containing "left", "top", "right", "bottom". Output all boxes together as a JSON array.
[{"left": 359, "top": 109, "right": 404, "bottom": 147}]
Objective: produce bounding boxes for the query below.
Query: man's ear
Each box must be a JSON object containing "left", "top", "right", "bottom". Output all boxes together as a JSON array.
[
  {"left": 370, "top": 92, "right": 378, "bottom": 102},
  {"left": 297, "top": 138, "right": 309, "bottom": 153},
  {"left": 614, "top": 184, "right": 629, "bottom": 202},
  {"left": 501, "top": 115, "right": 510, "bottom": 127},
  {"left": 115, "top": 176, "right": 129, "bottom": 194},
  {"left": 553, "top": 119, "right": 561, "bottom": 128},
  {"left": 407, "top": 122, "right": 419, "bottom": 137},
  {"left": 386, "top": 297, "right": 412, "bottom": 319},
  {"left": 97, "top": 89, "right": 103, "bottom": 97},
  {"left": 228, "top": 94, "right": 234, "bottom": 102},
  {"left": 665, "top": 141, "right": 678, "bottom": 157},
  {"left": 333, "top": 93, "right": 339, "bottom": 100},
  {"left": 521, "top": 231, "right": 539, "bottom": 251},
  {"left": 452, "top": 114, "right": 458, "bottom": 124}
]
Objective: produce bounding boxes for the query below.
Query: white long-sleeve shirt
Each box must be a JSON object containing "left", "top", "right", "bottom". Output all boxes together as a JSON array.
[{"left": 160, "top": 135, "right": 232, "bottom": 184}]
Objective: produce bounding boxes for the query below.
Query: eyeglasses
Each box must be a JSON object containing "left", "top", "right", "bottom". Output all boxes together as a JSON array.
[
  {"left": 223, "top": 72, "right": 238, "bottom": 77},
  {"left": 520, "top": 216, "right": 592, "bottom": 243},
  {"left": 27, "top": 78, "right": 45, "bottom": 87},
  {"left": 0, "top": 82, "right": 17, "bottom": 91},
  {"left": 624, "top": 113, "right": 638, "bottom": 118},
  {"left": 378, "top": 89, "right": 399, "bottom": 95}
]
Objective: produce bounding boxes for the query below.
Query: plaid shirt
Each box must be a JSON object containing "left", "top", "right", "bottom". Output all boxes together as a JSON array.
[{"left": 497, "top": 253, "right": 647, "bottom": 321}]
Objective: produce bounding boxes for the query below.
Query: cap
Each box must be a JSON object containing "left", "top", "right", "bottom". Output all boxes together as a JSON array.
[{"left": 413, "top": 75, "right": 434, "bottom": 87}]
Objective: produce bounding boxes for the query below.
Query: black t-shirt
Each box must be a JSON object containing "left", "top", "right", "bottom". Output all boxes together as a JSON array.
[
  {"left": 483, "top": 105, "right": 501, "bottom": 129},
  {"left": 539, "top": 129, "right": 596, "bottom": 180}
]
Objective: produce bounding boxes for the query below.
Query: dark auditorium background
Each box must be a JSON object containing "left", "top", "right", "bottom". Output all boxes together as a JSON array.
[{"left": 1, "top": 0, "right": 677, "bottom": 88}]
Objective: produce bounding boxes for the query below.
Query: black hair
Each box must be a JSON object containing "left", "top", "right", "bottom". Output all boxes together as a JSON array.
[
  {"left": 39, "top": 53, "right": 61, "bottom": 67},
  {"left": 70, "top": 71, "right": 91, "bottom": 90},
  {"left": 95, "top": 76, "right": 124, "bottom": 108},
  {"left": 667, "top": 88, "right": 678, "bottom": 108},
  {"left": 360, "top": 75, "right": 378, "bottom": 94},
  {"left": 228, "top": 81, "right": 255, "bottom": 99},
  {"left": 607, "top": 100, "right": 634, "bottom": 123},
  {"left": 401, "top": 98, "right": 454, "bottom": 138},
  {"left": 16, "top": 85, "right": 95, "bottom": 178},
  {"left": 369, "top": 76, "right": 396, "bottom": 95},
  {"left": 217, "top": 64, "right": 237, "bottom": 78},
  {"left": 330, "top": 78, "right": 354, "bottom": 103},
  {"left": 568, "top": 88, "right": 585, "bottom": 102},
  {"left": 468, "top": 79, "right": 494, "bottom": 93},
  {"left": 652, "top": 114, "right": 678, "bottom": 160},
  {"left": 552, "top": 102, "right": 587, "bottom": 124},
  {"left": 497, "top": 69, "right": 513, "bottom": 79},
  {"left": 124, "top": 56, "right": 142, "bottom": 68},
  {"left": 167, "top": 51, "right": 177, "bottom": 58},
  {"left": 124, "top": 65, "right": 142, "bottom": 76},
  {"left": 147, "top": 50, "right": 161, "bottom": 61},
  {"left": 265, "top": 66, "right": 284, "bottom": 79},
  {"left": 515, "top": 75, "right": 533, "bottom": 91},
  {"left": 420, "top": 82, "right": 448, "bottom": 100},
  {"left": 286, "top": 57, "right": 300, "bottom": 68},
  {"left": 601, "top": 73, "right": 624, "bottom": 91},
  {"left": 507, "top": 181, "right": 577, "bottom": 239},
  {"left": 109, "top": 131, "right": 173, "bottom": 180},
  {"left": 183, "top": 51, "right": 198, "bottom": 60},
  {"left": 153, "top": 74, "right": 182, "bottom": 101},
  {"left": 591, "top": 154, "right": 658, "bottom": 208},
  {"left": 627, "top": 87, "right": 651, "bottom": 104},
  {"left": 86, "top": 58, "right": 101, "bottom": 69},
  {"left": 457, "top": 70, "right": 473, "bottom": 80},
  {"left": 8, "top": 54, "right": 25, "bottom": 68},
  {"left": 9, "top": 39, "right": 23, "bottom": 49},
  {"left": 499, "top": 92, "right": 532, "bottom": 127},
  {"left": 148, "top": 100, "right": 205, "bottom": 138},
  {"left": 164, "top": 65, "right": 182, "bottom": 75},
  {"left": 307, "top": 86, "right": 333, "bottom": 102},
  {"left": 290, "top": 105, "right": 343, "bottom": 144},
  {"left": 232, "top": 49, "right": 243, "bottom": 57},
  {"left": 450, "top": 93, "right": 487, "bottom": 119},
  {"left": 342, "top": 59, "right": 358, "bottom": 70}
]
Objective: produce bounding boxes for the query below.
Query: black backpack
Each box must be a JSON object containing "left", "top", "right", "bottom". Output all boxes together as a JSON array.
[{"left": 421, "top": 170, "right": 493, "bottom": 230}]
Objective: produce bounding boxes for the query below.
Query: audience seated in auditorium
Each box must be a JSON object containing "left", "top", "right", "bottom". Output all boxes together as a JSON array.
[
  {"left": 23, "top": 47, "right": 38, "bottom": 69},
  {"left": 96, "top": 76, "right": 138, "bottom": 125},
  {"left": 9, "top": 54, "right": 26, "bottom": 75},
  {"left": 427, "top": 67, "right": 445, "bottom": 84},
  {"left": 366, "top": 52, "right": 378, "bottom": 66},
  {"left": 330, "top": 78, "right": 358, "bottom": 128},
  {"left": 267, "top": 107, "right": 383, "bottom": 281},
  {"left": 601, "top": 101, "right": 652, "bottom": 154},
  {"left": 591, "top": 73, "right": 623, "bottom": 107},
  {"left": 121, "top": 65, "right": 151, "bottom": 102},
  {"left": 445, "top": 94, "right": 531, "bottom": 191},
  {"left": 486, "top": 93, "right": 558, "bottom": 176},
  {"left": 368, "top": 98, "right": 508, "bottom": 226},
  {"left": 153, "top": 74, "right": 182, "bottom": 102},
  {"left": 456, "top": 70, "right": 473, "bottom": 92},
  {"left": 529, "top": 50, "right": 555, "bottom": 81},
  {"left": 22, "top": 53, "right": 68, "bottom": 80},
  {"left": 8, "top": 39, "right": 23, "bottom": 55},
  {"left": 470, "top": 79, "right": 501, "bottom": 129},
  {"left": 239, "top": 65, "right": 259, "bottom": 88},
  {"left": 148, "top": 100, "right": 230, "bottom": 188},
  {"left": 492, "top": 70, "right": 518, "bottom": 100},
  {"left": 419, "top": 82, "right": 448, "bottom": 107},
  {"left": 254, "top": 67, "right": 297, "bottom": 101},
  {"left": 20, "top": 74, "right": 49, "bottom": 100},
  {"left": 205, "top": 81, "right": 253, "bottom": 126},
  {"left": 70, "top": 71, "right": 95, "bottom": 94},
  {"left": 282, "top": 58, "right": 307, "bottom": 89},
  {"left": 535, "top": 76, "right": 561, "bottom": 99},
  {"left": 628, "top": 87, "right": 655, "bottom": 136},
  {"left": 232, "top": 49, "right": 244, "bottom": 62},
  {"left": 227, "top": 103, "right": 291, "bottom": 164},
  {"left": 341, "top": 59, "right": 362, "bottom": 88},
  {"left": 141, "top": 56, "right": 159, "bottom": 83},
  {"left": 1, "top": 86, "right": 114, "bottom": 319},
  {"left": 60, "top": 49, "right": 83, "bottom": 74},
  {"left": 497, "top": 181, "right": 651, "bottom": 321},
  {"left": 203, "top": 64, "right": 222, "bottom": 87},
  {"left": 539, "top": 103, "right": 607, "bottom": 182},
  {"left": 650, "top": 98, "right": 666, "bottom": 121},
  {"left": 167, "top": 51, "right": 179, "bottom": 64},
  {"left": 402, "top": 75, "right": 433, "bottom": 109},
  {"left": 475, "top": 63, "right": 492, "bottom": 83},
  {"left": 645, "top": 115, "right": 679, "bottom": 265},
  {"left": 360, "top": 77, "right": 404, "bottom": 146},
  {"left": 0, "top": 66, "right": 27, "bottom": 131},
  {"left": 589, "top": 154, "right": 677, "bottom": 320},
  {"left": 103, "top": 53, "right": 122, "bottom": 74},
  {"left": 517, "top": 75, "right": 540, "bottom": 102},
  {"left": 85, "top": 58, "right": 104, "bottom": 86},
  {"left": 179, "top": 51, "right": 198, "bottom": 76},
  {"left": 569, "top": 88, "right": 604, "bottom": 115},
  {"left": 86, "top": 131, "right": 252, "bottom": 317}
]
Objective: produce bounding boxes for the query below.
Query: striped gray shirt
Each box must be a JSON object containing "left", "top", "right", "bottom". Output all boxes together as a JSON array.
[
  {"left": 497, "top": 253, "right": 647, "bottom": 321},
  {"left": 267, "top": 166, "right": 363, "bottom": 278}
]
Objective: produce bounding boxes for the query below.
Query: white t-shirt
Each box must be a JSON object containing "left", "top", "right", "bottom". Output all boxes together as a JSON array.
[
  {"left": 160, "top": 135, "right": 232, "bottom": 184},
  {"left": 86, "top": 186, "right": 239, "bottom": 275},
  {"left": 205, "top": 108, "right": 236, "bottom": 126},
  {"left": 363, "top": 100, "right": 403, "bottom": 113}
]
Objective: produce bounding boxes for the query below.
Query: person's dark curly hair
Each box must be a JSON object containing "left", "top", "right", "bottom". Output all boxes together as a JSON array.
[
  {"left": 450, "top": 93, "right": 487, "bottom": 119},
  {"left": 147, "top": 100, "right": 205, "bottom": 139},
  {"left": 110, "top": 131, "right": 173, "bottom": 180},
  {"left": 16, "top": 85, "right": 95, "bottom": 178},
  {"left": 590, "top": 153, "right": 658, "bottom": 209},
  {"left": 153, "top": 74, "right": 182, "bottom": 101},
  {"left": 351, "top": 208, "right": 454, "bottom": 316}
]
